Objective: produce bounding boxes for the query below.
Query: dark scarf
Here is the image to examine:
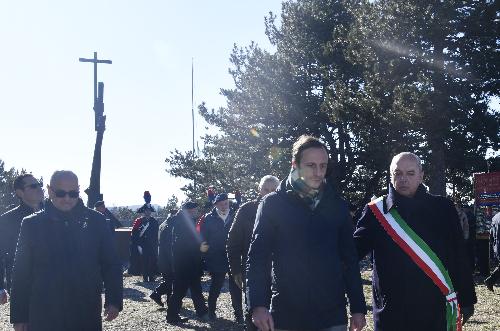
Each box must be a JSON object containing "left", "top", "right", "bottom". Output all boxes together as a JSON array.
[{"left": 286, "top": 167, "right": 324, "bottom": 210}]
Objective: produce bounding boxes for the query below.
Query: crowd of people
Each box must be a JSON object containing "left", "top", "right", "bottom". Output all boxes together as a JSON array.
[{"left": 0, "top": 134, "right": 494, "bottom": 331}]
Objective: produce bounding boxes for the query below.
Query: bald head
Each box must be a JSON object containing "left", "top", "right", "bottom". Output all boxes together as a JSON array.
[
  {"left": 390, "top": 153, "right": 422, "bottom": 173},
  {"left": 50, "top": 170, "right": 79, "bottom": 187},
  {"left": 48, "top": 170, "right": 80, "bottom": 211},
  {"left": 258, "top": 175, "right": 279, "bottom": 197}
]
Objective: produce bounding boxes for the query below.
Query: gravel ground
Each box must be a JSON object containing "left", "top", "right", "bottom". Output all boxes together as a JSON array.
[{"left": 1, "top": 269, "right": 499, "bottom": 331}]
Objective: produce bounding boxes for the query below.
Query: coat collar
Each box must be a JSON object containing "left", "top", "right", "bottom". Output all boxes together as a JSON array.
[{"left": 384, "top": 183, "right": 428, "bottom": 213}]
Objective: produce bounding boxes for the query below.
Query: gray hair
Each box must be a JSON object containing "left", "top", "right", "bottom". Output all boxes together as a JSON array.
[
  {"left": 258, "top": 175, "right": 280, "bottom": 191},
  {"left": 390, "top": 152, "right": 423, "bottom": 173},
  {"left": 50, "top": 170, "right": 79, "bottom": 186}
]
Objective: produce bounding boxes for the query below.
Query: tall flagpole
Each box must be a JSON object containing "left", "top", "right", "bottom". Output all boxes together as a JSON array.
[{"left": 191, "top": 58, "right": 195, "bottom": 154}]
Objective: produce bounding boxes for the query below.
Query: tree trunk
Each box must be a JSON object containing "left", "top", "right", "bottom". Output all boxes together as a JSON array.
[{"left": 427, "top": 137, "right": 447, "bottom": 196}]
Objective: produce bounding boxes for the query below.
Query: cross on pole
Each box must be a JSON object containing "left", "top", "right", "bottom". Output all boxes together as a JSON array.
[{"left": 79, "top": 51, "right": 112, "bottom": 108}]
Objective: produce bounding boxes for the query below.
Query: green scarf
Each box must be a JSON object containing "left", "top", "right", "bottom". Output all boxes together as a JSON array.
[{"left": 286, "top": 167, "right": 324, "bottom": 210}]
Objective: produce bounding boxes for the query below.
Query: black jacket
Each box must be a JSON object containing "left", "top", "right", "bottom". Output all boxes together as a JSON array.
[
  {"left": 227, "top": 199, "right": 260, "bottom": 277},
  {"left": 246, "top": 180, "right": 366, "bottom": 330},
  {"left": 200, "top": 207, "right": 235, "bottom": 273},
  {"left": 157, "top": 216, "right": 175, "bottom": 274},
  {"left": 10, "top": 199, "right": 123, "bottom": 331},
  {"left": 0, "top": 202, "right": 38, "bottom": 290},
  {"left": 353, "top": 184, "right": 477, "bottom": 331},
  {"left": 171, "top": 211, "right": 204, "bottom": 276}
]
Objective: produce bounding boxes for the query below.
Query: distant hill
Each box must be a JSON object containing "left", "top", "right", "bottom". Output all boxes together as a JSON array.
[{"left": 109, "top": 204, "right": 164, "bottom": 211}]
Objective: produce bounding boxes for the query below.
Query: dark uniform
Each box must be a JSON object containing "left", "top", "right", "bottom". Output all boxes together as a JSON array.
[
  {"left": 9, "top": 199, "right": 123, "bottom": 331},
  {"left": 130, "top": 215, "right": 159, "bottom": 282},
  {"left": 150, "top": 215, "right": 175, "bottom": 305},
  {"left": 166, "top": 209, "right": 208, "bottom": 322}
]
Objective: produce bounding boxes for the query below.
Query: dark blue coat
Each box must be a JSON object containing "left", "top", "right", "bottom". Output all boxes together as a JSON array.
[
  {"left": 10, "top": 199, "right": 123, "bottom": 331},
  {"left": 354, "top": 184, "right": 477, "bottom": 331},
  {"left": 0, "top": 202, "right": 37, "bottom": 290},
  {"left": 246, "top": 180, "right": 366, "bottom": 330},
  {"left": 171, "top": 211, "right": 204, "bottom": 276},
  {"left": 200, "top": 207, "right": 235, "bottom": 273},
  {"left": 157, "top": 216, "right": 175, "bottom": 274}
]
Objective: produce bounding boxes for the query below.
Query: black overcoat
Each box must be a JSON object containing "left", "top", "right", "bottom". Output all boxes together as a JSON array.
[
  {"left": 246, "top": 180, "right": 366, "bottom": 330},
  {"left": 353, "top": 184, "right": 477, "bottom": 331},
  {"left": 9, "top": 199, "right": 123, "bottom": 331},
  {"left": 200, "top": 208, "right": 235, "bottom": 273}
]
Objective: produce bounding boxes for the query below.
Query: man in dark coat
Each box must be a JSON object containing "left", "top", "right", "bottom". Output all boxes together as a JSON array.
[
  {"left": 247, "top": 135, "right": 367, "bottom": 331},
  {"left": 9, "top": 170, "right": 123, "bottom": 331},
  {"left": 485, "top": 211, "right": 500, "bottom": 291},
  {"left": 227, "top": 175, "right": 279, "bottom": 331},
  {"left": 166, "top": 201, "right": 209, "bottom": 324},
  {"left": 149, "top": 210, "right": 177, "bottom": 307},
  {"left": 200, "top": 193, "right": 243, "bottom": 322},
  {"left": 353, "top": 152, "right": 477, "bottom": 331},
  {"left": 130, "top": 200, "right": 159, "bottom": 282},
  {"left": 0, "top": 174, "right": 43, "bottom": 305}
]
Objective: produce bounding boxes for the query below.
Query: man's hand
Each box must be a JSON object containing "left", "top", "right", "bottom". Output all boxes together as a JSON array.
[
  {"left": 13, "top": 323, "right": 28, "bottom": 331},
  {"left": 0, "top": 290, "right": 7, "bottom": 305},
  {"left": 252, "top": 306, "right": 274, "bottom": 331},
  {"left": 462, "top": 305, "right": 474, "bottom": 324},
  {"left": 233, "top": 273, "right": 243, "bottom": 290},
  {"left": 349, "top": 313, "right": 366, "bottom": 331},
  {"left": 200, "top": 242, "right": 209, "bottom": 253},
  {"left": 104, "top": 305, "right": 120, "bottom": 321}
]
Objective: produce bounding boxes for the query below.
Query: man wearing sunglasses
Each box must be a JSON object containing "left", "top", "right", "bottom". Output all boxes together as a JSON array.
[
  {"left": 0, "top": 174, "right": 43, "bottom": 305},
  {"left": 9, "top": 170, "right": 123, "bottom": 331}
]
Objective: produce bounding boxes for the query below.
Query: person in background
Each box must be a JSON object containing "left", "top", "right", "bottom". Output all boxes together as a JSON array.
[
  {"left": 130, "top": 191, "right": 159, "bottom": 282},
  {"left": 227, "top": 175, "right": 279, "bottom": 330},
  {"left": 0, "top": 174, "right": 43, "bottom": 305},
  {"left": 166, "top": 201, "right": 209, "bottom": 324},
  {"left": 485, "top": 211, "right": 500, "bottom": 291},
  {"left": 200, "top": 193, "right": 243, "bottom": 322},
  {"left": 94, "top": 200, "right": 123, "bottom": 231}
]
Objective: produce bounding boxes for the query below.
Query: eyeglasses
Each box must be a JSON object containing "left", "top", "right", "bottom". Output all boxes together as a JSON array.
[
  {"left": 53, "top": 189, "right": 79, "bottom": 199},
  {"left": 24, "top": 182, "right": 43, "bottom": 190}
]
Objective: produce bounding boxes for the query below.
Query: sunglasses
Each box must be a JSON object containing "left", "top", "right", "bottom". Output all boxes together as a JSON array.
[
  {"left": 52, "top": 189, "right": 79, "bottom": 199},
  {"left": 24, "top": 182, "right": 43, "bottom": 189}
]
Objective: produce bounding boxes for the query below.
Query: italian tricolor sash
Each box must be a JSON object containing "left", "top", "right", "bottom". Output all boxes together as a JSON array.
[{"left": 368, "top": 197, "right": 462, "bottom": 331}]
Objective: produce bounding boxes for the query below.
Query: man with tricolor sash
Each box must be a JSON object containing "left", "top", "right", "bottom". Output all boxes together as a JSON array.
[{"left": 353, "top": 152, "right": 476, "bottom": 331}]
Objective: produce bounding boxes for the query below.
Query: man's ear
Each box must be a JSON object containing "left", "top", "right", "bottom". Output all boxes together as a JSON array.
[
  {"left": 291, "top": 160, "right": 297, "bottom": 169},
  {"left": 15, "top": 188, "right": 24, "bottom": 200}
]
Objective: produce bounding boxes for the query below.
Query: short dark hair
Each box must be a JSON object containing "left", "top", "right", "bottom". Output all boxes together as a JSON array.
[
  {"left": 292, "top": 135, "right": 328, "bottom": 165},
  {"left": 13, "top": 174, "right": 35, "bottom": 191}
]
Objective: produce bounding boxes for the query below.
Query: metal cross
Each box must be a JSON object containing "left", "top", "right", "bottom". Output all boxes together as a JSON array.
[{"left": 79, "top": 52, "right": 112, "bottom": 103}]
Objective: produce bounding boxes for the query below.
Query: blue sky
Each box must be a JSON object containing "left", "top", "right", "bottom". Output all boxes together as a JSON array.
[{"left": 0, "top": 1, "right": 283, "bottom": 207}]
